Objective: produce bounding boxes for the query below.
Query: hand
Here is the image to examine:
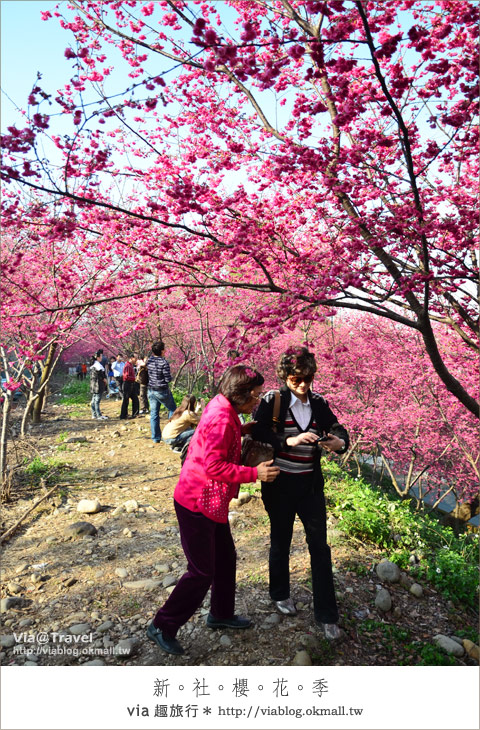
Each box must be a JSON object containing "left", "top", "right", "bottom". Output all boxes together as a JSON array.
[
  {"left": 241, "top": 420, "right": 256, "bottom": 436},
  {"left": 286, "top": 432, "right": 319, "bottom": 447},
  {"left": 256, "top": 459, "right": 280, "bottom": 482},
  {"left": 319, "top": 434, "right": 345, "bottom": 452}
]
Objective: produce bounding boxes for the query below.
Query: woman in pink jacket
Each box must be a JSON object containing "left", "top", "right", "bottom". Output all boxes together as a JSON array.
[{"left": 147, "top": 365, "right": 280, "bottom": 655}]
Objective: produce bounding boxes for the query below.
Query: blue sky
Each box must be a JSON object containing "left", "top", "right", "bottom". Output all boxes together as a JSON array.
[{"left": 1, "top": 1, "right": 71, "bottom": 129}]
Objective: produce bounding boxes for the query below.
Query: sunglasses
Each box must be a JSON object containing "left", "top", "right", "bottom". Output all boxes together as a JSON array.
[{"left": 288, "top": 375, "right": 314, "bottom": 386}]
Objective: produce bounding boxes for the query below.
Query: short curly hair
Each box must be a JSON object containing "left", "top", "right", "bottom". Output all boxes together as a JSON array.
[
  {"left": 218, "top": 365, "right": 264, "bottom": 407},
  {"left": 276, "top": 346, "right": 317, "bottom": 382}
]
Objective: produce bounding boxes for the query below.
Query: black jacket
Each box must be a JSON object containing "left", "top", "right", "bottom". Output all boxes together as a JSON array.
[{"left": 251, "top": 386, "right": 349, "bottom": 471}]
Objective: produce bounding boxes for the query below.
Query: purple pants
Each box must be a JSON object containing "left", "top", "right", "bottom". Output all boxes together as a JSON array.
[{"left": 153, "top": 500, "right": 236, "bottom": 638}]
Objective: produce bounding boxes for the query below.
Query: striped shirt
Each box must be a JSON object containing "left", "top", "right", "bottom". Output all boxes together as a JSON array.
[
  {"left": 275, "top": 410, "right": 319, "bottom": 474},
  {"left": 146, "top": 355, "right": 172, "bottom": 389}
]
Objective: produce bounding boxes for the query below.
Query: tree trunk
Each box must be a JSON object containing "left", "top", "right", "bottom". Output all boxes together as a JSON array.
[
  {"left": 32, "top": 342, "right": 58, "bottom": 424},
  {"left": 0, "top": 393, "right": 12, "bottom": 487}
]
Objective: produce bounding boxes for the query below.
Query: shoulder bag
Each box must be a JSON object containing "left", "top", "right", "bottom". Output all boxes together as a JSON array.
[{"left": 240, "top": 390, "right": 281, "bottom": 467}]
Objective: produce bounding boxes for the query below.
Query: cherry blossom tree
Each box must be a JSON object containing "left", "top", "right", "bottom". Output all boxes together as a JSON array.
[{"left": 1, "top": 0, "right": 478, "bottom": 420}]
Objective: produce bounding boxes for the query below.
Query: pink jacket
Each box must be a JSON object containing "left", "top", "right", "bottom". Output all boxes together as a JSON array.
[{"left": 174, "top": 394, "right": 258, "bottom": 522}]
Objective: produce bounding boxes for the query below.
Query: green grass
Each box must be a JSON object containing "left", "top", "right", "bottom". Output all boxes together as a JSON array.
[
  {"left": 25, "top": 456, "right": 65, "bottom": 477},
  {"left": 59, "top": 379, "right": 90, "bottom": 404},
  {"left": 323, "top": 461, "right": 479, "bottom": 609}
]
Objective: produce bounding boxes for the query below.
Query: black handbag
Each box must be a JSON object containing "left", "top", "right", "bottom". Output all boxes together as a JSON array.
[{"left": 241, "top": 391, "right": 281, "bottom": 467}]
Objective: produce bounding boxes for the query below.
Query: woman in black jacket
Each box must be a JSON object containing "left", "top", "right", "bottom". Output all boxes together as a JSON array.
[{"left": 251, "top": 347, "right": 349, "bottom": 640}]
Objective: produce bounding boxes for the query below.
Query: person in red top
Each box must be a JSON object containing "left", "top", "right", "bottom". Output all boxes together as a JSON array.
[
  {"left": 119, "top": 353, "right": 139, "bottom": 419},
  {"left": 146, "top": 365, "right": 280, "bottom": 656}
]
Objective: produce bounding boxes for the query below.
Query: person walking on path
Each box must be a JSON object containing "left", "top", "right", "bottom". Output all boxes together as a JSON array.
[
  {"left": 119, "top": 353, "right": 139, "bottom": 419},
  {"left": 251, "top": 346, "right": 349, "bottom": 640},
  {"left": 89, "top": 353, "right": 108, "bottom": 420},
  {"left": 146, "top": 365, "right": 280, "bottom": 655},
  {"left": 81, "top": 362, "right": 87, "bottom": 380},
  {"left": 146, "top": 341, "right": 176, "bottom": 443}
]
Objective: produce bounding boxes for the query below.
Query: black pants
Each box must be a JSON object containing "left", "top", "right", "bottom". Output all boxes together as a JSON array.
[
  {"left": 261, "top": 470, "right": 338, "bottom": 624},
  {"left": 120, "top": 380, "right": 139, "bottom": 419}
]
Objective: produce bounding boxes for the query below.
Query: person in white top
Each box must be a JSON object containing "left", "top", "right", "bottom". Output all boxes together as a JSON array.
[{"left": 111, "top": 354, "right": 125, "bottom": 394}]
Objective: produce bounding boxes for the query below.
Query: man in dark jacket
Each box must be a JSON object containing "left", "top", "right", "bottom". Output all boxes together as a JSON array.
[
  {"left": 89, "top": 353, "right": 108, "bottom": 420},
  {"left": 119, "top": 353, "right": 139, "bottom": 419},
  {"left": 146, "top": 341, "right": 176, "bottom": 443}
]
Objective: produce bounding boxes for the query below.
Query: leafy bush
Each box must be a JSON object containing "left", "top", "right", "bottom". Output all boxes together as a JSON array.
[
  {"left": 323, "top": 461, "right": 479, "bottom": 609},
  {"left": 412, "top": 548, "right": 479, "bottom": 608}
]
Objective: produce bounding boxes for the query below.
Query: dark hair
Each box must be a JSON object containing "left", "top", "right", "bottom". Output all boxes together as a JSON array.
[
  {"left": 96, "top": 349, "right": 103, "bottom": 356},
  {"left": 168, "top": 395, "right": 196, "bottom": 423},
  {"left": 277, "top": 346, "right": 317, "bottom": 381},
  {"left": 218, "top": 365, "right": 264, "bottom": 407},
  {"left": 152, "top": 341, "right": 165, "bottom": 356},
  {"left": 226, "top": 349, "right": 240, "bottom": 359}
]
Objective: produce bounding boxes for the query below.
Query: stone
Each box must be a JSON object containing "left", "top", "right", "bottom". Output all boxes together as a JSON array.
[
  {"left": 65, "top": 436, "right": 88, "bottom": 443},
  {"left": 6, "top": 582, "right": 23, "bottom": 595},
  {"left": 434, "top": 635, "right": 465, "bottom": 657},
  {"left": 64, "top": 521, "right": 98, "bottom": 538},
  {"left": 292, "top": 650, "right": 312, "bottom": 666},
  {"left": 228, "top": 513, "right": 239, "bottom": 526},
  {"left": 84, "top": 659, "right": 106, "bottom": 666},
  {"left": 124, "top": 499, "right": 139, "bottom": 513},
  {"left": 375, "top": 588, "right": 392, "bottom": 612},
  {"left": 219, "top": 635, "right": 232, "bottom": 647},
  {"left": 24, "top": 661, "right": 38, "bottom": 666},
  {"left": 154, "top": 564, "right": 170, "bottom": 574},
  {"left": 299, "top": 634, "right": 321, "bottom": 652},
  {"left": 15, "top": 564, "right": 29, "bottom": 575},
  {"left": 409, "top": 583, "right": 423, "bottom": 598},
  {"left": 462, "top": 639, "right": 479, "bottom": 661},
  {"left": 123, "top": 579, "right": 162, "bottom": 590},
  {"left": 115, "top": 568, "right": 128, "bottom": 579},
  {"left": 77, "top": 499, "right": 102, "bottom": 514},
  {"left": 0, "top": 597, "right": 32, "bottom": 613},
  {"left": 162, "top": 574, "right": 177, "bottom": 588},
  {"left": 263, "top": 613, "right": 282, "bottom": 627},
  {"left": 64, "top": 577, "right": 78, "bottom": 588},
  {"left": 68, "top": 623, "right": 91, "bottom": 635},
  {"left": 399, "top": 572, "right": 413, "bottom": 589},
  {"left": 114, "top": 638, "right": 139, "bottom": 657},
  {"left": 230, "top": 492, "right": 252, "bottom": 508},
  {"left": 97, "top": 620, "right": 114, "bottom": 633},
  {"left": 112, "top": 506, "right": 125, "bottom": 516},
  {"left": 45, "top": 536, "right": 57, "bottom": 544},
  {"left": 0, "top": 635, "right": 16, "bottom": 649},
  {"left": 18, "top": 619, "right": 34, "bottom": 628},
  {"left": 375, "top": 560, "right": 401, "bottom": 583}
]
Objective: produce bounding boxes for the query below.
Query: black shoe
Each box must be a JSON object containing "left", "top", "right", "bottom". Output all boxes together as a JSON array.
[
  {"left": 146, "top": 622, "right": 184, "bottom": 655},
  {"left": 206, "top": 613, "right": 252, "bottom": 630}
]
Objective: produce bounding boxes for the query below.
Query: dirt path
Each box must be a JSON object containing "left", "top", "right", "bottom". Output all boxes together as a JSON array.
[{"left": 0, "top": 391, "right": 477, "bottom": 667}]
